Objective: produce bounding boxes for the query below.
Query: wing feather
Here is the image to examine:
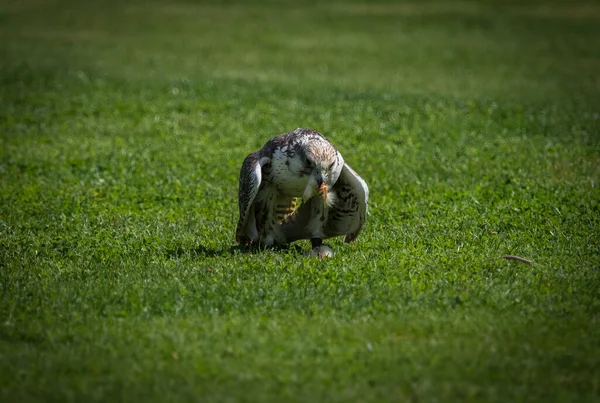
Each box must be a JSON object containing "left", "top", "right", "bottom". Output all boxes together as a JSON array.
[
  {"left": 327, "top": 163, "right": 369, "bottom": 242},
  {"left": 236, "top": 152, "right": 268, "bottom": 244}
]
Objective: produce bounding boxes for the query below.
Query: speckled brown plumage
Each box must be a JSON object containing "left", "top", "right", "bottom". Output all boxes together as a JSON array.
[{"left": 236, "top": 128, "right": 368, "bottom": 248}]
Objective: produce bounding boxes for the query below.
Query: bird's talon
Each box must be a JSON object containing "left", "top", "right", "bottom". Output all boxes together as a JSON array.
[{"left": 306, "top": 244, "right": 335, "bottom": 258}]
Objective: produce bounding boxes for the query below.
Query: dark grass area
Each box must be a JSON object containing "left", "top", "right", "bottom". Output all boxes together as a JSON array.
[{"left": 1, "top": 0, "right": 599, "bottom": 401}]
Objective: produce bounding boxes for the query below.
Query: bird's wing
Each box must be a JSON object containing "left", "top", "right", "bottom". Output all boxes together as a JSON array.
[
  {"left": 277, "top": 162, "right": 368, "bottom": 243},
  {"left": 236, "top": 152, "right": 269, "bottom": 244},
  {"left": 325, "top": 162, "right": 369, "bottom": 242}
]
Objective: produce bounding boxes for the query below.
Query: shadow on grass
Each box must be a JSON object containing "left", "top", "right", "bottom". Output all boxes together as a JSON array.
[{"left": 165, "top": 243, "right": 304, "bottom": 259}]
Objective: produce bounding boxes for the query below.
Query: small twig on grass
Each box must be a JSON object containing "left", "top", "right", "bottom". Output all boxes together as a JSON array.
[{"left": 500, "top": 255, "right": 533, "bottom": 264}]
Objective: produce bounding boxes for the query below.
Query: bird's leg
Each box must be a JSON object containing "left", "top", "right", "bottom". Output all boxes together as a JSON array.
[{"left": 306, "top": 204, "right": 334, "bottom": 258}]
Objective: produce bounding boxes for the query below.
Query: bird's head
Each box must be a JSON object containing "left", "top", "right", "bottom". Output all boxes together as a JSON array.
[{"left": 299, "top": 140, "right": 344, "bottom": 202}]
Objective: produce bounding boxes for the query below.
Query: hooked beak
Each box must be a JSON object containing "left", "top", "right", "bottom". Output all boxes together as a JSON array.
[
  {"left": 303, "top": 175, "right": 328, "bottom": 202},
  {"left": 315, "top": 173, "right": 327, "bottom": 200}
]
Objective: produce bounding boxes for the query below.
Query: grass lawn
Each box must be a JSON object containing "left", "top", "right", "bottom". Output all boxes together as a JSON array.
[{"left": 1, "top": 0, "right": 599, "bottom": 401}]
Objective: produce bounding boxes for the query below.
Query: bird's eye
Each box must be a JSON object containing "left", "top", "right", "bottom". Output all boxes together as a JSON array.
[{"left": 305, "top": 157, "right": 312, "bottom": 167}]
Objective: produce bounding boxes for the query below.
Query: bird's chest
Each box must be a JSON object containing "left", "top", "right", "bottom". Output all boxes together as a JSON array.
[{"left": 262, "top": 159, "right": 308, "bottom": 196}]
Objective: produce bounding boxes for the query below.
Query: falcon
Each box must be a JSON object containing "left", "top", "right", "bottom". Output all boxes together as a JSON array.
[{"left": 235, "top": 128, "right": 369, "bottom": 257}]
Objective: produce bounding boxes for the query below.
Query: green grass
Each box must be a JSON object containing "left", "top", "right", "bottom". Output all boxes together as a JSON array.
[{"left": 1, "top": 0, "right": 599, "bottom": 401}]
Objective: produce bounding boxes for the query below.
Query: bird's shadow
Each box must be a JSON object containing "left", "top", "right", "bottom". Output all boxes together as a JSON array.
[{"left": 165, "top": 243, "right": 305, "bottom": 259}]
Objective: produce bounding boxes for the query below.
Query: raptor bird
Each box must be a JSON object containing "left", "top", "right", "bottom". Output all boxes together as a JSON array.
[{"left": 236, "top": 128, "right": 369, "bottom": 257}]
